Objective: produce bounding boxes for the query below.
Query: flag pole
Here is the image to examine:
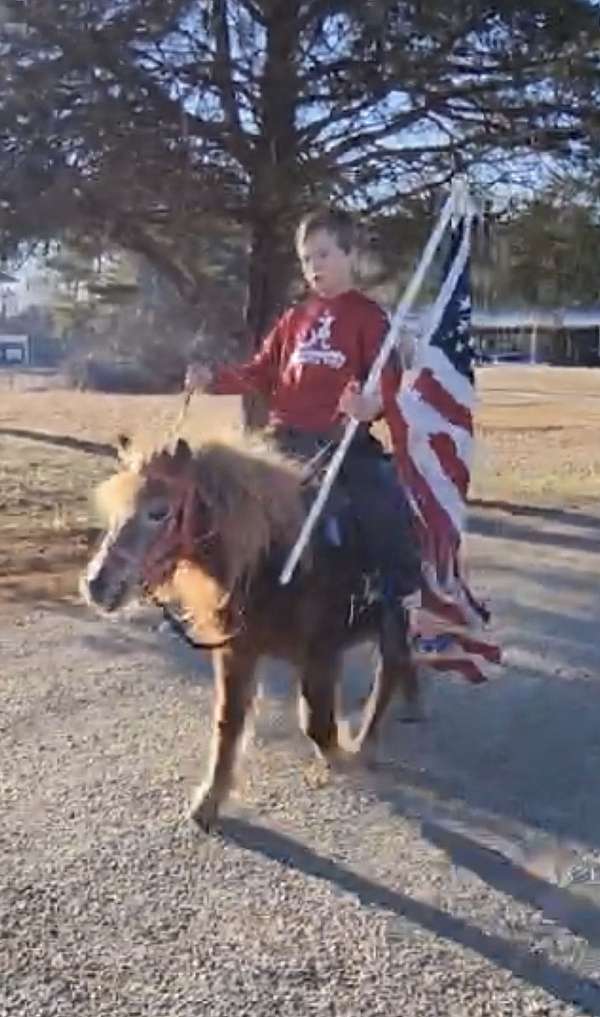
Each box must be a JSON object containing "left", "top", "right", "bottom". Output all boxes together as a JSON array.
[{"left": 279, "top": 181, "right": 461, "bottom": 587}]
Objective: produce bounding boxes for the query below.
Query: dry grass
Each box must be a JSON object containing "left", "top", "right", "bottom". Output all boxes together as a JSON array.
[
  {"left": 0, "top": 366, "right": 598, "bottom": 615},
  {"left": 472, "top": 366, "right": 600, "bottom": 506}
]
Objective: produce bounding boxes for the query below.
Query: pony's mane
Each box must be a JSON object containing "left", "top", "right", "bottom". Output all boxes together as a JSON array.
[
  {"left": 96, "top": 432, "right": 307, "bottom": 593},
  {"left": 94, "top": 470, "right": 143, "bottom": 524},
  {"left": 178, "top": 435, "right": 306, "bottom": 590}
]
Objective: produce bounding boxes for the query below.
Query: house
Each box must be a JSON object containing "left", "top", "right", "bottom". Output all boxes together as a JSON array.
[
  {"left": 386, "top": 305, "right": 600, "bottom": 366},
  {"left": 471, "top": 307, "right": 600, "bottom": 366},
  {"left": 0, "top": 333, "right": 67, "bottom": 368},
  {"left": 0, "top": 333, "right": 30, "bottom": 366}
]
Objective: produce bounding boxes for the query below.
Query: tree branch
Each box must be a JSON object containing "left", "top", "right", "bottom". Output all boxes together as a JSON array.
[
  {"left": 236, "top": 0, "right": 267, "bottom": 26},
  {"left": 212, "top": 0, "right": 255, "bottom": 170}
]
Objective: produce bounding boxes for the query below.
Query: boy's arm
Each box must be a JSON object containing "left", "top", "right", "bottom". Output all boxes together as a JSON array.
[{"left": 187, "top": 315, "right": 287, "bottom": 398}]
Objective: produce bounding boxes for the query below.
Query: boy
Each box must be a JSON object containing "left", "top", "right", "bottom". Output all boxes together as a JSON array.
[{"left": 185, "top": 209, "right": 421, "bottom": 613}]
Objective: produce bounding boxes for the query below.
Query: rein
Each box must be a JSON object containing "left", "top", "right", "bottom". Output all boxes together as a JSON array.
[
  {"left": 169, "top": 388, "right": 193, "bottom": 442},
  {"left": 300, "top": 440, "right": 336, "bottom": 487}
]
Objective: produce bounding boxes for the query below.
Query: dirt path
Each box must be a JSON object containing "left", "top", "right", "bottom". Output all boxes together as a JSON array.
[{"left": 2, "top": 502, "right": 600, "bottom": 1016}]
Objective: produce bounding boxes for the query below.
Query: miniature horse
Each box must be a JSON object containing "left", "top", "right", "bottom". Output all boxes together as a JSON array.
[{"left": 81, "top": 434, "right": 421, "bottom": 830}]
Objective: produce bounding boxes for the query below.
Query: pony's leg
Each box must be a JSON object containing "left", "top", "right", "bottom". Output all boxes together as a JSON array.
[
  {"left": 297, "top": 650, "right": 344, "bottom": 764},
  {"left": 380, "top": 606, "right": 423, "bottom": 719},
  {"left": 355, "top": 609, "right": 422, "bottom": 765},
  {"left": 189, "top": 645, "right": 258, "bottom": 831}
]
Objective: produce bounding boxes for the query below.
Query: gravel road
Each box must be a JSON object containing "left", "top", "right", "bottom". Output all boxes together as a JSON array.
[{"left": 2, "top": 504, "right": 600, "bottom": 1016}]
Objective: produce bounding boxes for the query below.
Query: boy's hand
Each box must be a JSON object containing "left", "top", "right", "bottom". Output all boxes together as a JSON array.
[
  {"left": 338, "top": 379, "right": 382, "bottom": 422},
  {"left": 184, "top": 362, "right": 213, "bottom": 393}
]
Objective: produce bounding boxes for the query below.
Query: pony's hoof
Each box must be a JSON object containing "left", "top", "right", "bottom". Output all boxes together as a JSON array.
[
  {"left": 188, "top": 786, "right": 221, "bottom": 833},
  {"left": 326, "top": 746, "right": 352, "bottom": 768},
  {"left": 353, "top": 739, "right": 381, "bottom": 770},
  {"left": 337, "top": 717, "right": 358, "bottom": 751},
  {"left": 305, "top": 745, "right": 355, "bottom": 780},
  {"left": 397, "top": 699, "right": 426, "bottom": 723},
  {"left": 323, "top": 745, "right": 363, "bottom": 773},
  {"left": 302, "top": 759, "right": 331, "bottom": 788}
]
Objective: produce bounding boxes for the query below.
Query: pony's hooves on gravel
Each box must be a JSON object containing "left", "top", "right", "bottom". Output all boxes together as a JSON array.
[
  {"left": 188, "top": 787, "right": 221, "bottom": 833},
  {"left": 322, "top": 745, "right": 368, "bottom": 774},
  {"left": 351, "top": 739, "right": 382, "bottom": 770},
  {"left": 337, "top": 717, "right": 358, "bottom": 751},
  {"left": 326, "top": 746, "right": 356, "bottom": 769},
  {"left": 302, "top": 759, "right": 331, "bottom": 789}
]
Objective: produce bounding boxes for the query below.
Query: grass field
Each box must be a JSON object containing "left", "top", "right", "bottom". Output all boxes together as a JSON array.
[{"left": 1, "top": 366, "right": 599, "bottom": 615}]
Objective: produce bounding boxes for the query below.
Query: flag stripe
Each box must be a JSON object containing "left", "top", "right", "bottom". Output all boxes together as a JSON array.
[
  {"left": 388, "top": 403, "right": 461, "bottom": 560},
  {"left": 421, "top": 585, "right": 474, "bottom": 628},
  {"left": 422, "top": 346, "right": 476, "bottom": 407},
  {"left": 413, "top": 368, "right": 473, "bottom": 431},
  {"left": 455, "top": 636, "right": 502, "bottom": 663},
  {"left": 429, "top": 433, "right": 471, "bottom": 499},
  {"left": 404, "top": 419, "right": 466, "bottom": 533},
  {"left": 399, "top": 387, "right": 475, "bottom": 465},
  {"left": 426, "top": 658, "right": 489, "bottom": 683}
]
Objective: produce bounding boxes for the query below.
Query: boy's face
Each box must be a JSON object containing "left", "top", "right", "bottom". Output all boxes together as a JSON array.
[{"left": 297, "top": 228, "right": 354, "bottom": 299}]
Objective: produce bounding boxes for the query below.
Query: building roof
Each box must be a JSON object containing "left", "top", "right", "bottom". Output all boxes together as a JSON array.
[
  {"left": 472, "top": 307, "right": 600, "bottom": 330},
  {"left": 396, "top": 305, "right": 600, "bottom": 332}
]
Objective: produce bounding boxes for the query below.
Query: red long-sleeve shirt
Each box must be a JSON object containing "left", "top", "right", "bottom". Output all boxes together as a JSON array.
[{"left": 209, "top": 289, "right": 400, "bottom": 432}]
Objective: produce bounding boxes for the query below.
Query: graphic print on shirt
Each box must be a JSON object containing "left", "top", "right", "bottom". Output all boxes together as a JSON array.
[{"left": 289, "top": 311, "right": 346, "bottom": 370}]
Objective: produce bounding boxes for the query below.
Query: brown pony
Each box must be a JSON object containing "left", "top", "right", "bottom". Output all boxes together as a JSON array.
[{"left": 81, "top": 433, "right": 421, "bottom": 830}]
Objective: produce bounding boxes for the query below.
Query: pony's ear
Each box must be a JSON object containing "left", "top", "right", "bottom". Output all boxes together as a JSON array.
[
  {"left": 115, "top": 433, "right": 141, "bottom": 470},
  {"left": 173, "top": 438, "right": 192, "bottom": 465}
]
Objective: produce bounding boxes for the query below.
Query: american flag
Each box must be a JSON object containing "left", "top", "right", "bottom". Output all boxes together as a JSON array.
[{"left": 384, "top": 208, "right": 501, "bottom": 683}]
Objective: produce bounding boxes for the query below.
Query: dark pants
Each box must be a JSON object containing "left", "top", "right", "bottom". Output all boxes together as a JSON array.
[{"left": 270, "top": 425, "right": 422, "bottom": 602}]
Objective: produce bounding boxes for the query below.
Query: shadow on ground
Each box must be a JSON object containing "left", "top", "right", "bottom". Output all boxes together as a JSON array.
[
  {"left": 0, "top": 426, "right": 116, "bottom": 458},
  {"left": 222, "top": 815, "right": 600, "bottom": 1014}
]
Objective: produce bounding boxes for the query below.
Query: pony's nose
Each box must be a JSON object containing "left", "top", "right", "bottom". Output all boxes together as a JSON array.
[
  {"left": 88, "top": 572, "right": 106, "bottom": 603},
  {"left": 80, "top": 568, "right": 106, "bottom": 606}
]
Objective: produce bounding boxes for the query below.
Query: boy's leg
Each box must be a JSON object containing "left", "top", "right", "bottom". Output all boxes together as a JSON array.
[
  {"left": 341, "top": 448, "right": 422, "bottom": 601},
  {"left": 268, "top": 426, "right": 328, "bottom": 462}
]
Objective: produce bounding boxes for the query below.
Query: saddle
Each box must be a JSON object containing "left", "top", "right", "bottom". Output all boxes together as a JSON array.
[
  {"left": 267, "top": 424, "right": 421, "bottom": 605},
  {"left": 293, "top": 431, "right": 395, "bottom": 553}
]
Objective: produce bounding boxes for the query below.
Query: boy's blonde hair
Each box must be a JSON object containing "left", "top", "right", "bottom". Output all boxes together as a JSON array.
[{"left": 295, "top": 209, "right": 357, "bottom": 255}]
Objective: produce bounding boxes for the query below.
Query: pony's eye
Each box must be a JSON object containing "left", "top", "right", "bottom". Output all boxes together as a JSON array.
[{"left": 147, "top": 504, "right": 170, "bottom": 522}]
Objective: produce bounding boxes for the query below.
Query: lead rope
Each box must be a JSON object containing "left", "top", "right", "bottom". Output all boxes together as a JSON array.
[{"left": 168, "top": 387, "right": 193, "bottom": 443}]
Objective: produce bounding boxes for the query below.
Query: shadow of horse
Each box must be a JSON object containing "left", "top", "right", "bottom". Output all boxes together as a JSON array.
[{"left": 220, "top": 814, "right": 600, "bottom": 1013}]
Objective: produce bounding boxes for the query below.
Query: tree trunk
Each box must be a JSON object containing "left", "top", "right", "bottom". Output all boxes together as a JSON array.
[
  {"left": 241, "top": 215, "right": 296, "bottom": 429},
  {"left": 240, "top": 1, "right": 302, "bottom": 431}
]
